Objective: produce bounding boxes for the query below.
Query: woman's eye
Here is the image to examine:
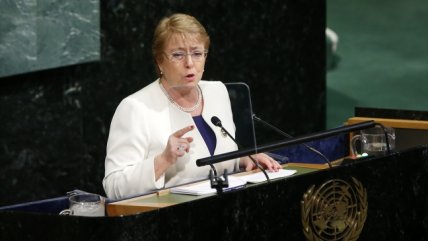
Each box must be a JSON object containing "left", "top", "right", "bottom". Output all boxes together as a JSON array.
[
  {"left": 172, "top": 53, "right": 185, "bottom": 59},
  {"left": 192, "top": 52, "right": 203, "bottom": 57}
]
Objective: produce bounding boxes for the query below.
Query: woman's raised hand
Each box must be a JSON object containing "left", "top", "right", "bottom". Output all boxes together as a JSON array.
[{"left": 155, "top": 125, "right": 194, "bottom": 180}]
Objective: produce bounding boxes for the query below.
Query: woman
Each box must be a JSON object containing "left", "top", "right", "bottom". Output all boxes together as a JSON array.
[{"left": 103, "top": 13, "right": 280, "bottom": 200}]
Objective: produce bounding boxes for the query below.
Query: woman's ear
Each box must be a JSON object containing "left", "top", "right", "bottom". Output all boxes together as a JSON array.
[{"left": 156, "top": 58, "right": 164, "bottom": 72}]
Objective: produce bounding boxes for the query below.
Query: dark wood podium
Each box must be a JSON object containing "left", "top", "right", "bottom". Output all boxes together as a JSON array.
[{"left": 1, "top": 146, "right": 428, "bottom": 241}]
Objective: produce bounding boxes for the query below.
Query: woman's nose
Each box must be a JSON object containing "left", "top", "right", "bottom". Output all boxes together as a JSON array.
[{"left": 184, "top": 54, "right": 194, "bottom": 67}]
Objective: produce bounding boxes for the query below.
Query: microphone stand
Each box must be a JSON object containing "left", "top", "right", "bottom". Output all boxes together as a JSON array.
[{"left": 209, "top": 169, "right": 228, "bottom": 194}]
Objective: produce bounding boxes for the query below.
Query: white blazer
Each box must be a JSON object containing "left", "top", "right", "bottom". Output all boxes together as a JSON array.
[{"left": 103, "top": 80, "right": 239, "bottom": 200}]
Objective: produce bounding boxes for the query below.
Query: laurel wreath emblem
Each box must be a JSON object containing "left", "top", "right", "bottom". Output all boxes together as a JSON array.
[{"left": 301, "top": 177, "right": 367, "bottom": 241}]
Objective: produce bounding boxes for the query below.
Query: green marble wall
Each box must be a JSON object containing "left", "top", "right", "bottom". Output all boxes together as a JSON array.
[{"left": 0, "top": 0, "right": 100, "bottom": 78}]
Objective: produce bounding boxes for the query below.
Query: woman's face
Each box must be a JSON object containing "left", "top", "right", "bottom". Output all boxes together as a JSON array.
[{"left": 158, "top": 33, "right": 206, "bottom": 89}]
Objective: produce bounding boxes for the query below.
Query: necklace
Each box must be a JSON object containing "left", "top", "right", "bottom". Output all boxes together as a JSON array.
[{"left": 159, "top": 82, "right": 202, "bottom": 113}]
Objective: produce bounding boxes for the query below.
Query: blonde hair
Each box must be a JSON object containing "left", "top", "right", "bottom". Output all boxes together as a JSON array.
[{"left": 152, "top": 13, "right": 210, "bottom": 77}]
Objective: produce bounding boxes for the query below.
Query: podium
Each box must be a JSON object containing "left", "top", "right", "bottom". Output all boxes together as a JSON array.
[{"left": 1, "top": 145, "right": 428, "bottom": 240}]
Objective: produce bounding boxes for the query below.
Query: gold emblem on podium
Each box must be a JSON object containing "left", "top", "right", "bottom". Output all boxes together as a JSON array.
[{"left": 301, "top": 177, "right": 367, "bottom": 241}]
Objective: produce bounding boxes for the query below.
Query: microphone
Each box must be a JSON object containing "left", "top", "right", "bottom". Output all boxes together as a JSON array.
[
  {"left": 211, "top": 116, "right": 270, "bottom": 182},
  {"left": 252, "top": 114, "right": 333, "bottom": 168},
  {"left": 211, "top": 116, "right": 222, "bottom": 126}
]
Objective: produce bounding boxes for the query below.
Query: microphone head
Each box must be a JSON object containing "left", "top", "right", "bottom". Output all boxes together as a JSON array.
[{"left": 211, "top": 116, "right": 222, "bottom": 127}]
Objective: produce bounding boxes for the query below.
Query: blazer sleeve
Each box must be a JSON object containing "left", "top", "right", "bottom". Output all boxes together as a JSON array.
[{"left": 103, "top": 97, "right": 165, "bottom": 200}]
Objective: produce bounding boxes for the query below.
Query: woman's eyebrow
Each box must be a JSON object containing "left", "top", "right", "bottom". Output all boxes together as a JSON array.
[{"left": 169, "top": 45, "right": 204, "bottom": 51}]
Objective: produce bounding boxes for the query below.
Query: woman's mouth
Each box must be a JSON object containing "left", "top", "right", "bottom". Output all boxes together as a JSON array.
[{"left": 185, "top": 74, "right": 195, "bottom": 80}]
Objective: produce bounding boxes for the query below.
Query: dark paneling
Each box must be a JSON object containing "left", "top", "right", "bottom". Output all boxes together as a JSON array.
[{"left": 1, "top": 147, "right": 428, "bottom": 241}]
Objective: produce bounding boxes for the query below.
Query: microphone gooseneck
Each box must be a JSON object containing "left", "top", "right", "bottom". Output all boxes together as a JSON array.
[
  {"left": 211, "top": 116, "right": 270, "bottom": 182},
  {"left": 253, "top": 114, "right": 333, "bottom": 168}
]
